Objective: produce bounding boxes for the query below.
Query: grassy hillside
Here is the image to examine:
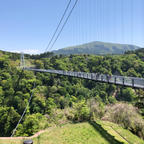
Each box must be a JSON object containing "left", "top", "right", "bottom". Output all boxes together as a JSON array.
[
  {"left": 96, "top": 120, "right": 144, "bottom": 144},
  {"left": 53, "top": 41, "right": 140, "bottom": 55},
  {"left": 0, "top": 122, "right": 143, "bottom": 144}
]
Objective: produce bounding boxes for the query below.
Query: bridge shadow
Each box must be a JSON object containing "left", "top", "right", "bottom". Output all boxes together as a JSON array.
[{"left": 89, "top": 121, "right": 124, "bottom": 144}]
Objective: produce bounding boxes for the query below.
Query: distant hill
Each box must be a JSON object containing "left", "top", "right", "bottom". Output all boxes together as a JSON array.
[{"left": 53, "top": 41, "right": 140, "bottom": 55}]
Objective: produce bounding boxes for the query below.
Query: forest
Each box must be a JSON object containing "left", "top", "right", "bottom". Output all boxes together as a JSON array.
[{"left": 0, "top": 49, "right": 144, "bottom": 140}]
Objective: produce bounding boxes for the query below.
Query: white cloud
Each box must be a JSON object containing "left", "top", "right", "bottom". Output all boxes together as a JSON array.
[{"left": 11, "top": 49, "right": 40, "bottom": 55}]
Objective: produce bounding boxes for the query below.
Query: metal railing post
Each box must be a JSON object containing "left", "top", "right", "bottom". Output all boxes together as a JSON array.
[
  {"left": 114, "top": 77, "right": 117, "bottom": 84},
  {"left": 132, "top": 79, "right": 134, "bottom": 87},
  {"left": 123, "top": 78, "right": 125, "bottom": 85}
]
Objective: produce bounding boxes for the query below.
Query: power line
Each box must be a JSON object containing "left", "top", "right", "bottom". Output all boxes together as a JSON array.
[
  {"left": 45, "top": 0, "right": 72, "bottom": 53},
  {"left": 11, "top": 83, "right": 36, "bottom": 137},
  {"left": 48, "top": 0, "right": 79, "bottom": 51}
]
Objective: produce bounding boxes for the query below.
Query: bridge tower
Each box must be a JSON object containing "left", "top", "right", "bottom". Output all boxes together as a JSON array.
[{"left": 20, "top": 52, "right": 25, "bottom": 69}]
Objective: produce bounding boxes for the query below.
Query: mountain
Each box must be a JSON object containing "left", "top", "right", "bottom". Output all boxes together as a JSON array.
[{"left": 53, "top": 41, "right": 140, "bottom": 55}]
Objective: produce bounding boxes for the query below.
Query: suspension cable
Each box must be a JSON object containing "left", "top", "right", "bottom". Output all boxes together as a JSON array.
[
  {"left": 130, "top": 0, "right": 134, "bottom": 45},
  {"left": 48, "top": 0, "right": 79, "bottom": 51},
  {"left": 45, "top": 0, "right": 72, "bottom": 53},
  {"left": 11, "top": 83, "right": 36, "bottom": 137},
  {"left": 121, "top": 0, "right": 124, "bottom": 43}
]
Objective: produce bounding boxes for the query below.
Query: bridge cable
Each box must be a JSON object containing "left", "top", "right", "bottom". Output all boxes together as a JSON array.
[
  {"left": 48, "top": 0, "right": 79, "bottom": 51},
  {"left": 121, "top": 0, "right": 124, "bottom": 44},
  {"left": 45, "top": 0, "right": 72, "bottom": 53},
  {"left": 11, "top": 83, "right": 36, "bottom": 137},
  {"left": 130, "top": 0, "right": 134, "bottom": 45}
]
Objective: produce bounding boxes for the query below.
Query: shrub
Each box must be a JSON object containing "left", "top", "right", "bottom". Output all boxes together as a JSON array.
[
  {"left": 47, "top": 108, "right": 69, "bottom": 126},
  {"left": 72, "top": 100, "right": 90, "bottom": 122},
  {"left": 15, "top": 113, "right": 47, "bottom": 136},
  {"left": 88, "top": 99, "right": 105, "bottom": 119},
  {"left": 102, "top": 103, "right": 144, "bottom": 139}
]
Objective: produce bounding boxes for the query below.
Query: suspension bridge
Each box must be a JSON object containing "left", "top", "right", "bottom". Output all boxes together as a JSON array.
[
  {"left": 20, "top": 53, "right": 144, "bottom": 89},
  {"left": 1, "top": 0, "right": 143, "bottom": 140},
  {"left": 20, "top": 0, "right": 144, "bottom": 89},
  {"left": 25, "top": 67, "right": 144, "bottom": 89}
]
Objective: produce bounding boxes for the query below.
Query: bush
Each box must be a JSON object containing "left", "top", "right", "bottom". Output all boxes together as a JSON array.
[
  {"left": 117, "top": 88, "right": 136, "bottom": 102},
  {"left": 88, "top": 99, "right": 105, "bottom": 119},
  {"left": 102, "top": 103, "right": 144, "bottom": 139},
  {"left": 72, "top": 100, "right": 90, "bottom": 122},
  {"left": 46, "top": 108, "right": 70, "bottom": 126},
  {"left": 15, "top": 113, "right": 47, "bottom": 136}
]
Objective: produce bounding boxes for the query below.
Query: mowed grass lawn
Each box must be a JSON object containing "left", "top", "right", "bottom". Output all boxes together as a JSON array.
[
  {"left": 0, "top": 122, "right": 144, "bottom": 144},
  {"left": 33, "top": 122, "right": 112, "bottom": 144}
]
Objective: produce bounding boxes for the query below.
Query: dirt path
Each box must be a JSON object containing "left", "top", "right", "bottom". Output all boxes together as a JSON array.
[{"left": 0, "top": 126, "right": 55, "bottom": 140}]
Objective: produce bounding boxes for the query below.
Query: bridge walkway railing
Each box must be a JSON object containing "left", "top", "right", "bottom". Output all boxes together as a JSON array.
[{"left": 24, "top": 67, "right": 144, "bottom": 89}]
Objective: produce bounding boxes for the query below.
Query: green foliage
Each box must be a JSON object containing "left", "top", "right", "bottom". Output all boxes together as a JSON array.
[
  {"left": 30, "top": 52, "right": 53, "bottom": 59},
  {"left": 108, "top": 96, "right": 117, "bottom": 104},
  {"left": 0, "top": 107, "right": 20, "bottom": 136},
  {"left": 72, "top": 100, "right": 90, "bottom": 122},
  {"left": 15, "top": 113, "right": 47, "bottom": 136},
  {"left": 35, "top": 60, "right": 44, "bottom": 69},
  {"left": 135, "top": 89, "right": 144, "bottom": 116},
  {"left": 117, "top": 88, "right": 136, "bottom": 102},
  {"left": 0, "top": 50, "right": 144, "bottom": 139},
  {"left": 45, "top": 98, "right": 56, "bottom": 114}
]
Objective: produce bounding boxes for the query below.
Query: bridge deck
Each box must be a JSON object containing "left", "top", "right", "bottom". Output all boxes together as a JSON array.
[{"left": 25, "top": 67, "right": 144, "bottom": 89}]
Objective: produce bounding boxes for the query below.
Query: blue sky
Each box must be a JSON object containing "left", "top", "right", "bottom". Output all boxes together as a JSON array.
[{"left": 0, "top": 0, "right": 144, "bottom": 54}]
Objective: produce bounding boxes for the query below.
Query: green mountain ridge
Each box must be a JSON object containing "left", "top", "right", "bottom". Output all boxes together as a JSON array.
[{"left": 53, "top": 41, "right": 140, "bottom": 55}]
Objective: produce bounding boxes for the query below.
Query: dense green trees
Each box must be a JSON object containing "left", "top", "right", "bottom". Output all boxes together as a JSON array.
[
  {"left": 117, "top": 88, "right": 136, "bottom": 102},
  {"left": 0, "top": 107, "right": 20, "bottom": 136},
  {"left": 0, "top": 50, "right": 144, "bottom": 138},
  {"left": 15, "top": 113, "right": 47, "bottom": 136}
]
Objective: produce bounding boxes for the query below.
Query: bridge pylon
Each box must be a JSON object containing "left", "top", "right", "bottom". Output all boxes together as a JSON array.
[{"left": 20, "top": 52, "right": 25, "bottom": 69}]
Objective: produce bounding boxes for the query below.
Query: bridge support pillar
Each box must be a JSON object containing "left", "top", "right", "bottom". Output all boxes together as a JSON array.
[{"left": 20, "top": 52, "right": 25, "bottom": 69}]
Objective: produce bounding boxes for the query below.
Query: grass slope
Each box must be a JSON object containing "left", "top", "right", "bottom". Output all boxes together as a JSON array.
[
  {"left": 96, "top": 120, "right": 144, "bottom": 144},
  {"left": 1, "top": 121, "right": 144, "bottom": 144},
  {"left": 33, "top": 122, "right": 116, "bottom": 144},
  {"left": 53, "top": 41, "right": 140, "bottom": 55}
]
